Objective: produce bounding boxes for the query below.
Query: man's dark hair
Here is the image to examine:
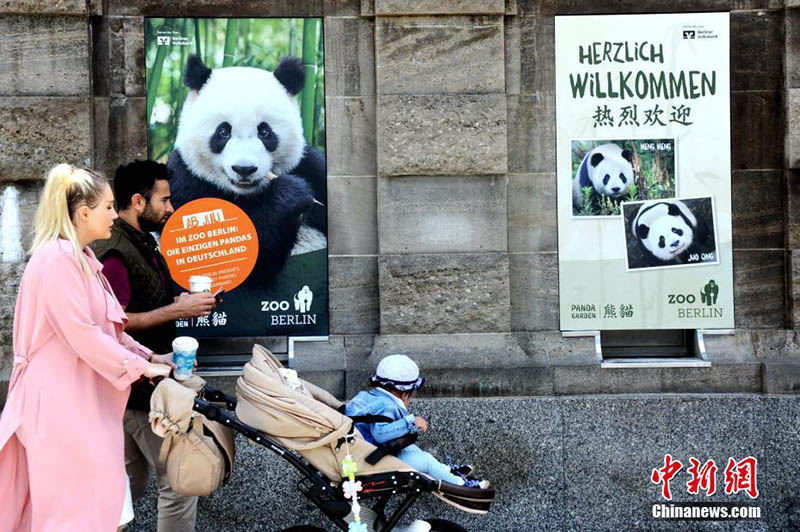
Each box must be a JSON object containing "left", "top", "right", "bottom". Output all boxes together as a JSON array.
[{"left": 113, "top": 160, "right": 171, "bottom": 210}]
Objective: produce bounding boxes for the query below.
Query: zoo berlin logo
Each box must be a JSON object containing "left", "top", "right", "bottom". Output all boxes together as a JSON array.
[
  {"left": 261, "top": 286, "right": 317, "bottom": 326},
  {"left": 668, "top": 279, "right": 722, "bottom": 319},
  {"left": 700, "top": 280, "right": 718, "bottom": 306}
]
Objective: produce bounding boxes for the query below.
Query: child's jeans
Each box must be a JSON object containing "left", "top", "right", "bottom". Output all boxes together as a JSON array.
[{"left": 396, "top": 444, "right": 463, "bottom": 485}]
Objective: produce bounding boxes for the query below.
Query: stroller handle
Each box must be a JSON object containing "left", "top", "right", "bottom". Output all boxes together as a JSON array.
[{"left": 198, "top": 385, "right": 237, "bottom": 410}]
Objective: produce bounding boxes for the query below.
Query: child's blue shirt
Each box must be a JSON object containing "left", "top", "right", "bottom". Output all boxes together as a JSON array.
[{"left": 345, "top": 388, "right": 418, "bottom": 446}]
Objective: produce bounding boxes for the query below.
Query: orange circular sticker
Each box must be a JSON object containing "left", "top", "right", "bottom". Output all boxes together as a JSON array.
[{"left": 161, "top": 198, "right": 258, "bottom": 292}]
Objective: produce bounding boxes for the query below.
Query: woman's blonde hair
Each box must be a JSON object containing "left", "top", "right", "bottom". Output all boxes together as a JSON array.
[{"left": 31, "top": 163, "right": 109, "bottom": 273}]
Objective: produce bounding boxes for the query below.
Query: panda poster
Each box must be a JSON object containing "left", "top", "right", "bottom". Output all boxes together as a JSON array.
[
  {"left": 145, "top": 18, "right": 329, "bottom": 339},
  {"left": 555, "top": 13, "right": 734, "bottom": 330}
]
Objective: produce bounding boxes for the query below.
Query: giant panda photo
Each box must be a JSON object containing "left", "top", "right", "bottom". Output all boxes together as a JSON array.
[
  {"left": 572, "top": 143, "right": 634, "bottom": 215},
  {"left": 571, "top": 139, "right": 676, "bottom": 216},
  {"left": 168, "top": 54, "right": 327, "bottom": 283},
  {"left": 146, "top": 17, "right": 329, "bottom": 338},
  {"left": 623, "top": 197, "right": 718, "bottom": 270}
]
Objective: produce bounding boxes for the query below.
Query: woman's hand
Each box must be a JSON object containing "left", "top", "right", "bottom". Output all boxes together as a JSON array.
[
  {"left": 143, "top": 362, "right": 172, "bottom": 379},
  {"left": 150, "top": 352, "right": 177, "bottom": 370}
]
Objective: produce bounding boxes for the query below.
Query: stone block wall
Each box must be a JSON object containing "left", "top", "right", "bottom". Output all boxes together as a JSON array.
[{"left": 0, "top": 0, "right": 798, "bottom": 402}]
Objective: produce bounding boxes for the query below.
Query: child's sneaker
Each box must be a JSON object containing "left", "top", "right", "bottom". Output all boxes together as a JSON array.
[
  {"left": 445, "top": 457, "right": 474, "bottom": 477},
  {"left": 462, "top": 478, "right": 491, "bottom": 490},
  {"left": 449, "top": 463, "right": 474, "bottom": 477}
]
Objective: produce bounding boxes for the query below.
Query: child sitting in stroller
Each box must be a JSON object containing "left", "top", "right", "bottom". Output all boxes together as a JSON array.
[{"left": 346, "top": 354, "right": 491, "bottom": 489}]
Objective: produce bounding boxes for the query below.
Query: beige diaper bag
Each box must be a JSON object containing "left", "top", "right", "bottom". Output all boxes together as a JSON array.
[{"left": 150, "top": 377, "right": 235, "bottom": 496}]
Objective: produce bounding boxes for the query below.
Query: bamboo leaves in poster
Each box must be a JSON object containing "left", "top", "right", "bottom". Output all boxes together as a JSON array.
[
  {"left": 222, "top": 19, "right": 238, "bottom": 67},
  {"left": 301, "top": 18, "right": 320, "bottom": 146}
]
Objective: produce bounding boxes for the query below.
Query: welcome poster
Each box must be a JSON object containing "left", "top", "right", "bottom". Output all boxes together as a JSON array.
[
  {"left": 555, "top": 13, "right": 734, "bottom": 330},
  {"left": 145, "top": 18, "right": 328, "bottom": 338}
]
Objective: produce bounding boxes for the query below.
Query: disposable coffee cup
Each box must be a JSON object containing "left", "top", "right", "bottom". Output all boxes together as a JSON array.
[
  {"left": 189, "top": 275, "right": 213, "bottom": 293},
  {"left": 172, "top": 336, "right": 199, "bottom": 381}
]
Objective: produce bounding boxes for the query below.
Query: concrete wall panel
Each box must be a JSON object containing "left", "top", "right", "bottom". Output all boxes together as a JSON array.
[
  {"left": 733, "top": 250, "right": 786, "bottom": 329},
  {"left": 732, "top": 170, "right": 784, "bottom": 249},
  {"left": 330, "top": 255, "right": 380, "bottom": 335},
  {"left": 507, "top": 92, "right": 556, "bottom": 174},
  {"left": 379, "top": 253, "right": 511, "bottom": 334},
  {"left": 328, "top": 176, "right": 378, "bottom": 255},
  {"left": 326, "top": 96, "right": 377, "bottom": 176},
  {"left": 105, "top": 0, "right": 324, "bottom": 17},
  {"left": 374, "top": 0, "right": 505, "bottom": 15},
  {"left": 507, "top": 173, "right": 557, "bottom": 252},
  {"left": 0, "top": 1, "right": 86, "bottom": 16},
  {"left": 509, "top": 251, "right": 559, "bottom": 331},
  {"left": 0, "top": 96, "right": 92, "bottom": 181},
  {"left": 377, "top": 94, "right": 508, "bottom": 176},
  {"left": 377, "top": 176, "right": 507, "bottom": 254},
  {"left": 0, "top": 16, "right": 88, "bottom": 96},
  {"left": 324, "top": 17, "right": 375, "bottom": 97},
  {"left": 93, "top": 97, "right": 147, "bottom": 177},
  {"left": 375, "top": 16, "right": 504, "bottom": 95}
]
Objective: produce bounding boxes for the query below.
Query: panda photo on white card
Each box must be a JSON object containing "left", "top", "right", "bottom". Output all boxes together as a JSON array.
[
  {"left": 571, "top": 138, "right": 676, "bottom": 217},
  {"left": 622, "top": 197, "right": 719, "bottom": 271}
]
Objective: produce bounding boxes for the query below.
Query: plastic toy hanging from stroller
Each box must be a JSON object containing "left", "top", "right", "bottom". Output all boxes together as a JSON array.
[{"left": 190, "top": 344, "right": 496, "bottom": 531}]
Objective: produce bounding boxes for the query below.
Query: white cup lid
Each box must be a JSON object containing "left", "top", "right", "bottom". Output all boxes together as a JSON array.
[{"left": 172, "top": 336, "right": 199, "bottom": 351}]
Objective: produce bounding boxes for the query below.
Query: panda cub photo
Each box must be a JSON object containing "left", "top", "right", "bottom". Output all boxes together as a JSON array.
[
  {"left": 623, "top": 197, "right": 718, "bottom": 270},
  {"left": 168, "top": 54, "right": 327, "bottom": 283}
]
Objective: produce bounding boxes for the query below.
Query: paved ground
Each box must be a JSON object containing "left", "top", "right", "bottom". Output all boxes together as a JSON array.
[{"left": 126, "top": 401, "right": 491, "bottom": 532}]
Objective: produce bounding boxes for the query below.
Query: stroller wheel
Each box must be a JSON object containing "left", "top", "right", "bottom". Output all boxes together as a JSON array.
[
  {"left": 425, "top": 518, "right": 468, "bottom": 532},
  {"left": 280, "top": 527, "right": 327, "bottom": 532}
]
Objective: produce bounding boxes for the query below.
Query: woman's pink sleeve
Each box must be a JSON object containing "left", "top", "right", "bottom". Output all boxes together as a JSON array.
[
  {"left": 41, "top": 254, "right": 149, "bottom": 390},
  {"left": 120, "top": 332, "right": 153, "bottom": 360}
]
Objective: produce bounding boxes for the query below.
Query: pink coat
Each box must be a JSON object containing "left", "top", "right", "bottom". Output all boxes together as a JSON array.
[{"left": 0, "top": 239, "right": 152, "bottom": 531}]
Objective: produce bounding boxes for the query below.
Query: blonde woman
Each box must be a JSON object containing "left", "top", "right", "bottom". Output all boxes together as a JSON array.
[{"left": 0, "top": 164, "right": 174, "bottom": 531}]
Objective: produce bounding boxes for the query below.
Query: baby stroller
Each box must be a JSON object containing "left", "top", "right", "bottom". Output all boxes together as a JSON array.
[{"left": 191, "top": 344, "right": 496, "bottom": 532}]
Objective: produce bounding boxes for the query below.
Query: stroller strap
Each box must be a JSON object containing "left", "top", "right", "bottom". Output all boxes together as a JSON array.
[
  {"left": 365, "top": 432, "right": 418, "bottom": 465},
  {"left": 347, "top": 414, "right": 394, "bottom": 424},
  {"left": 345, "top": 414, "right": 417, "bottom": 465}
]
